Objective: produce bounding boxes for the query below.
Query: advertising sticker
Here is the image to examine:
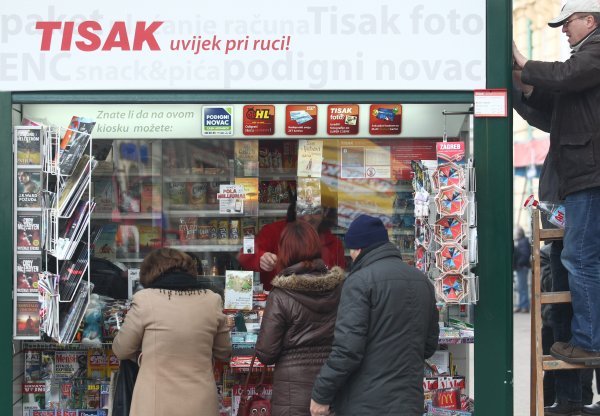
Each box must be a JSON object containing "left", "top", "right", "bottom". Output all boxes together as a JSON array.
[
  {"left": 286, "top": 105, "right": 318, "bottom": 135},
  {"left": 327, "top": 104, "right": 359, "bottom": 135},
  {"left": 202, "top": 106, "right": 233, "bottom": 136},
  {"left": 369, "top": 104, "right": 402, "bottom": 135},
  {"left": 243, "top": 105, "right": 275, "bottom": 136}
]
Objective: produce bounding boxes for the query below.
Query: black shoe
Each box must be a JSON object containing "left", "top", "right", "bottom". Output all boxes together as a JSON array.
[
  {"left": 544, "top": 401, "right": 582, "bottom": 416},
  {"left": 583, "top": 401, "right": 600, "bottom": 415},
  {"left": 551, "top": 342, "right": 600, "bottom": 366}
]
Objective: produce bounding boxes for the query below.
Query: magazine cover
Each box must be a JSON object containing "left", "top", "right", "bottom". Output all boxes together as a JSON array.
[
  {"left": 40, "top": 351, "right": 55, "bottom": 380},
  {"left": 58, "top": 117, "right": 96, "bottom": 176},
  {"left": 24, "top": 350, "right": 42, "bottom": 382},
  {"left": 140, "top": 182, "right": 161, "bottom": 213},
  {"left": 138, "top": 224, "right": 162, "bottom": 254},
  {"left": 54, "top": 351, "right": 88, "bottom": 379},
  {"left": 44, "top": 379, "right": 60, "bottom": 409},
  {"left": 93, "top": 178, "right": 116, "bottom": 213},
  {"left": 15, "top": 297, "right": 40, "bottom": 338},
  {"left": 296, "top": 178, "right": 321, "bottom": 216},
  {"left": 59, "top": 379, "right": 86, "bottom": 409},
  {"left": 87, "top": 349, "right": 107, "bottom": 379},
  {"left": 57, "top": 154, "right": 94, "bottom": 215},
  {"left": 17, "top": 170, "right": 42, "bottom": 208},
  {"left": 297, "top": 140, "right": 323, "bottom": 177},
  {"left": 92, "top": 223, "right": 118, "bottom": 260},
  {"left": 15, "top": 126, "right": 42, "bottom": 166},
  {"left": 16, "top": 255, "right": 41, "bottom": 294},
  {"left": 22, "top": 382, "right": 45, "bottom": 414},
  {"left": 17, "top": 214, "right": 42, "bottom": 252},
  {"left": 165, "top": 182, "right": 187, "bottom": 209},
  {"left": 234, "top": 140, "right": 259, "bottom": 177},
  {"left": 224, "top": 270, "right": 253, "bottom": 310}
]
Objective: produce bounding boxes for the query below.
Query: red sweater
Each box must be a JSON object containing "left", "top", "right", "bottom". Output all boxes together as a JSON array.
[{"left": 237, "top": 220, "right": 346, "bottom": 290}]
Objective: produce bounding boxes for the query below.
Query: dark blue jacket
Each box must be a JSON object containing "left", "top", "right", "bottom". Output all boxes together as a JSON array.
[{"left": 311, "top": 242, "right": 439, "bottom": 415}]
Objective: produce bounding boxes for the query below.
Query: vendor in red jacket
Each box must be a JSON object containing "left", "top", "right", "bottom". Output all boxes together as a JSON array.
[{"left": 237, "top": 202, "right": 346, "bottom": 290}]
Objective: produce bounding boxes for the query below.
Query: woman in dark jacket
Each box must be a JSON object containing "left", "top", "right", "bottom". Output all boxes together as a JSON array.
[{"left": 255, "top": 221, "right": 345, "bottom": 416}]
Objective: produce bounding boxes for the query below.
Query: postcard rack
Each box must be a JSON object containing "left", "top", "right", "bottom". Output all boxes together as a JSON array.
[{"left": 413, "top": 158, "right": 479, "bottom": 306}]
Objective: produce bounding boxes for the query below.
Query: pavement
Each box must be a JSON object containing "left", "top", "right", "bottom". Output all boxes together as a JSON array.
[{"left": 512, "top": 310, "right": 600, "bottom": 416}]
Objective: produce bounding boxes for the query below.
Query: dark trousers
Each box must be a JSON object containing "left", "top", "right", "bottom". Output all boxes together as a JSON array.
[{"left": 549, "top": 241, "right": 583, "bottom": 403}]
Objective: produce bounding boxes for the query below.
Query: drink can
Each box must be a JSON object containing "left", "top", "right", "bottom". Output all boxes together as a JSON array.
[
  {"left": 229, "top": 220, "right": 241, "bottom": 243},
  {"left": 217, "top": 220, "right": 229, "bottom": 244}
]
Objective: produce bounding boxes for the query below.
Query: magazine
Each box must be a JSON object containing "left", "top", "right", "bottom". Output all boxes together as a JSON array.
[
  {"left": 92, "top": 223, "right": 118, "bottom": 260},
  {"left": 54, "top": 351, "right": 88, "bottom": 380},
  {"left": 22, "top": 382, "right": 45, "bottom": 415},
  {"left": 297, "top": 140, "right": 323, "bottom": 177},
  {"left": 56, "top": 155, "right": 97, "bottom": 217},
  {"left": 16, "top": 255, "right": 41, "bottom": 294},
  {"left": 55, "top": 200, "right": 96, "bottom": 260},
  {"left": 16, "top": 297, "right": 40, "bottom": 338},
  {"left": 58, "top": 281, "right": 91, "bottom": 344},
  {"left": 58, "top": 117, "right": 96, "bottom": 176},
  {"left": 234, "top": 140, "right": 259, "bottom": 177},
  {"left": 15, "top": 126, "right": 42, "bottom": 166},
  {"left": 24, "top": 350, "right": 42, "bottom": 382},
  {"left": 296, "top": 178, "right": 321, "bottom": 216},
  {"left": 17, "top": 170, "right": 42, "bottom": 209},
  {"left": 93, "top": 178, "right": 116, "bottom": 213},
  {"left": 17, "top": 214, "right": 42, "bottom": 252},
  {"left": 224, "top": 270, "right": 253, "bottom": 310},
  {"left": 58, "top": 244, "right": 90, "bottom": 302}
]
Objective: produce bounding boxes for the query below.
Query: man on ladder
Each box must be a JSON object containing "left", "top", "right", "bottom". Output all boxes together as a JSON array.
[{"left": 514, "top": 0, "right": 600, "bottom": 414}]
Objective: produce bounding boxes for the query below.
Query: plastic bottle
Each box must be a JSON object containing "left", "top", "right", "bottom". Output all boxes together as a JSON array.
[
  {"left": 211, "top": 257, "right": 219, "bottom": 276},
  {"left": 523, "top": 195, "right": 565, "bottom": 228}
]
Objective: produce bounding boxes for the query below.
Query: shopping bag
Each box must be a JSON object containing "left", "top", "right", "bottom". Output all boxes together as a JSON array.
[{"left": 112, "top": 358, "right": 139, "bottom": 416}]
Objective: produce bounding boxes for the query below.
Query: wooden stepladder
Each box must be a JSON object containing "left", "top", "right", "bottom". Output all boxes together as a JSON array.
[{"left": 529, "top": 209, "right": 600, "bottom": 415}]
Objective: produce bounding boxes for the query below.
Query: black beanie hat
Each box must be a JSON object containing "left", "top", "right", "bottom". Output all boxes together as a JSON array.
[{"left": 344, "top": 215, "right": 389, "bottom": 249}]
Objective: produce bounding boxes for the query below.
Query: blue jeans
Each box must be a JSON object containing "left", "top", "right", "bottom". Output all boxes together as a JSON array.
[
  {"left": 515, "top": 267, "right": 530, "bottom": 310},
  {"left": 561, "top": 187, "right": 600, "bottom": 352}
]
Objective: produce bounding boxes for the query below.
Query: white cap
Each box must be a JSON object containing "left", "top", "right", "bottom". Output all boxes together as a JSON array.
[{"left": 548, "top": 0, "right": 600, "bottom": 27}]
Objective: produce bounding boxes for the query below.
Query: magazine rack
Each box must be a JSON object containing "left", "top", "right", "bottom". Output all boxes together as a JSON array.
[{"left": 40, "top": 124, "right": 95, "bottom": 344}]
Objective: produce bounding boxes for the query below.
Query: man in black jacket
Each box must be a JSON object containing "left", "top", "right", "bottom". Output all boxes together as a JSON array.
[
  {"left": 514, "top": 0, "right": 600, "bottom": 413},
  {"left": 310, "top": 215, "right": 439, "bottom": 416}
]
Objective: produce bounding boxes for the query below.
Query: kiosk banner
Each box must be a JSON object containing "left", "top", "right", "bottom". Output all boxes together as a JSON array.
[{"left": 1, "top": 0, "right": 486, "bottom": 91}]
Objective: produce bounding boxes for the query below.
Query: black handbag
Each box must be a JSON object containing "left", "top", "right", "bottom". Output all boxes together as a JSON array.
[{"left": 112, "top": 358, "right": 139, "bottom": 416}]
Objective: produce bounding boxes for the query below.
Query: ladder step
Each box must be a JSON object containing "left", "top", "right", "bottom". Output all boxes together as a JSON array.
[
  {"left": 540, "top": 291, "right": 571, "bottom": 304},
  {"left": 538, "top": 228, "right": 564, "bottom": 241},
  {"left": 542, "top": 355, "right": 600, "bottom": 370}
]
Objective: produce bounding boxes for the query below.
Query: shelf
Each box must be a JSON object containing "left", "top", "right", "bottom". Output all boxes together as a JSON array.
[
  {"left": 438, "top": 337, "right": 474, "bottom": 345},
  {"left": 258, "top": 209, "right": 287, "bottom": 217},
  {"left": 165, "top": 210, "right": 244, "bottom": 218},
  {"left": 164, "top": 242, "right": 243, "bottom": 252},
  {"left": 259, "top": 168, "right": 297, "bottom": 180},
  {"left": 93, "top": 172, "right": 161, "bottom": 178},
  {"left": 92, "top": 212, "right": 162, "bottom": 220},
  {"left": 163, "top": 174, "right": 231, "bottom": 182}
]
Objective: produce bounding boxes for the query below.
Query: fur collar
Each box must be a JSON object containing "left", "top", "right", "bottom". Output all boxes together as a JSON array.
[{"left": 271, "top": 266, "right": 346, "bottom": 292}]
